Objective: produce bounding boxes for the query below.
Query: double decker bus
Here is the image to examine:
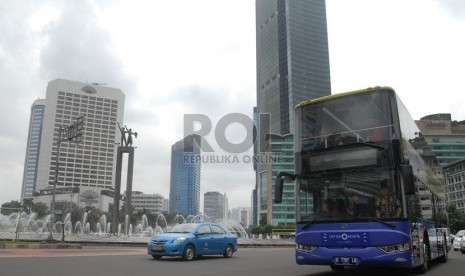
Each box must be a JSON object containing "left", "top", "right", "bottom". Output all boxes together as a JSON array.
[{"left": 275, "top": 86, "right": 449, "bottom": 273}]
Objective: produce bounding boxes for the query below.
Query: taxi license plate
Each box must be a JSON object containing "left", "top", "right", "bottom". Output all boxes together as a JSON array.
[
  {"left": 152, "top": 245, "right": 163, "bottom": 251},
  {"left": 335, "top": 257, "right": 357, "bottom": 266}
]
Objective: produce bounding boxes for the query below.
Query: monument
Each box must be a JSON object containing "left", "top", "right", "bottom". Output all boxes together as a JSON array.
[{"left": 112, "top": 123, "right": 138, "bottom": 235}]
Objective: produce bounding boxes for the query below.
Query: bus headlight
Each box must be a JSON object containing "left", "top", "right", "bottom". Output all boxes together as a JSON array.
[
  {"left": 296, "top": 243, "right": 316, "bottom": 253},
  {"left": 378, "top": 243, "right": 410, "bottom": 253}
]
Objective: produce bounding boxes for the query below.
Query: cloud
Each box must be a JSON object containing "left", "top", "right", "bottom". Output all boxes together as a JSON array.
[
  {"left": 436, "top": 0, "right": 465, "bottom": 19},
  {"left": 0, "top": 0, "right": 138, "bottom": 204},
  {"left": 38, "top": 0, "right": 137, "bottom": 94}
]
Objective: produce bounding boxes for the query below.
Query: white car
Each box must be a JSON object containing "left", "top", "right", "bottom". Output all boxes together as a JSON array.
[
  {"left": 453, "top": 230, "right": 465, "bottom": 251},
  {"left": 461, "top": 238, "right": 465, "bottom": 254}
]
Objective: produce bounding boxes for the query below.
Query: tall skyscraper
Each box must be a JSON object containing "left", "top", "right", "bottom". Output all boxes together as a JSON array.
[
  {"left": 34, "top": 79, "right": 125, "bottom": 197},
  {"left": 256, "top": 0, "right": 331, "bottom": 135},
  {"left": 169, "top": 135, "right": 201, "bottom": 216},
  {"left": 21, "top": 99, "right": 46, "bottom": 200},
  {"left": 255, "top": 0, "right": 332, "bottom": 225}
]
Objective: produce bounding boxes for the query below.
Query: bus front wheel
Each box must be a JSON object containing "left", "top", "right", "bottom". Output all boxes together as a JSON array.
[{"left": 415, "top": 244, "right": 429, "bottom": 274}]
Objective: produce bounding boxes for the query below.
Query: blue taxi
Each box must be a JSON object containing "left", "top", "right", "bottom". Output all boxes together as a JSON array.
[{"left": 147, "top": 222, "right": 238, "bottom": 261}]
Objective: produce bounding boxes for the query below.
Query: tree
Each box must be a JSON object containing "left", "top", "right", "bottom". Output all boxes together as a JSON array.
[
  {"left": 31, "top": 202, "right": 49, "bottom": 219},
  {"left": 61, "top": 201, "right": 80, "bottom": 225},
  {"left": 447, "top": 204, "right": 465, "bottom": 234},
  {"left": 250, "top": 226, "right": 261, "bottom": 235},
  {"left": 22, "top": 198, "right": 34, "bottom": 214},
  {"left": 84, "top": 206, "right": 99, "bottom": 232},
  {"left": 259, "top": 213, "right": 267, "bottom": 226},
  {"left": 161, "top": 211, "right": 176, "bottom": 226},
  {"left": 1, "top": 200, "right": 22, "bottom": 215}
]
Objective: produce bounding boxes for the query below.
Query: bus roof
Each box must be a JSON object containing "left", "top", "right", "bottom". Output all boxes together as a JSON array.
[{"left": 295, "top": 86, "right": 395, "bottom": 109}]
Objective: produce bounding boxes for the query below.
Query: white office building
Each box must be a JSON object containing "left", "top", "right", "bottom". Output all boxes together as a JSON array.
[{"left": 33, "top": 79, "right": 124, "bottom": 211}]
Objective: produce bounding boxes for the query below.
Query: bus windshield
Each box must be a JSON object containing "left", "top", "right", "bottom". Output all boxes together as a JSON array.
[
  {"left": 294, "top": 89, "right": 405, "bottom": 222},
  {"left": 297, "top": 167, "right": 404, "bottom": 222}
]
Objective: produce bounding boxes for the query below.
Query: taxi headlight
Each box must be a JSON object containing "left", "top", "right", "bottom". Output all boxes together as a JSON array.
[{"left": 173, "top": 237, "right": 187, "bottom": 243}]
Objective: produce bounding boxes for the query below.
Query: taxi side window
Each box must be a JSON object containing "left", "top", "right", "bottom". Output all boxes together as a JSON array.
[
  {"left": 197, "top": 225, "right": 212, "bottom": 235},
  {"left": 211, "top": 225, "right": 224, "bottom": 234}
]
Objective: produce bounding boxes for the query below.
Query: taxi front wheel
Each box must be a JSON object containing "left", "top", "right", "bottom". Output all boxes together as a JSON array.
[{"left": 183, "top": 245, "right": 195, "bottom": 261}]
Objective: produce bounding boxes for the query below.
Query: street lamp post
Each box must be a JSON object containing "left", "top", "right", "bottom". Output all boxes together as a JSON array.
[
  {"left": 47, "top": 117, "right": 84, "bottom": 241},
  {"left": 47, "top": 131, "right": 62, "bottom": 241}
]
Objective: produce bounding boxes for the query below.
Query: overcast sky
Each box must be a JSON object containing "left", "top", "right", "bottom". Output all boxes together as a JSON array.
[{"left": 1, "top": 0, "right": 464, "bottom": 210}]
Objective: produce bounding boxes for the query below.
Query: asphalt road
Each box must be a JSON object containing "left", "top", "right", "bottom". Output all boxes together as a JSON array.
[{"left": 0, "top": 246, "right": 463, "bottom": 276}]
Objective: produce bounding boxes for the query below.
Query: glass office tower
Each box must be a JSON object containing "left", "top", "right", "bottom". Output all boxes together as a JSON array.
[
  {"left": 256, "top": 0, "right": 331, "bottom": 135},
  {"left": 255, "top": 0, "right": 331, "bottom": 225},
  {"left": 21, "top": 99, "right": 46, "bottom": 200},
  {"left": 169, "top": 135, "right": 201, "bottom": 216}
]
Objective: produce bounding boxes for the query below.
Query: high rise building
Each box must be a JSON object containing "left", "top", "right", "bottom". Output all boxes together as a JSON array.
[
  {"left": 32, "top": 79, "right": 124, "bottom": 212},
  {"left": 169, "top": 135, "right": 201, "bottom": 216},
  {"left": 21, "top": 99, "right": 46, "bottom": 200},
  {"left": 255, "top": 0, "right": 331, "bottom": 225},
  {"left": 256, "top": 0, "right": 331, "bottom": 135}
]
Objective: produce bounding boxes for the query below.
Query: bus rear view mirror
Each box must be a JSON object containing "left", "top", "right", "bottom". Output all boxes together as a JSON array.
[
  {"left": 402, "top": 164, "right": 415, "bottom": 195},
  {"left": 274, "top": 172, "right": 297, "bottom": 203}
]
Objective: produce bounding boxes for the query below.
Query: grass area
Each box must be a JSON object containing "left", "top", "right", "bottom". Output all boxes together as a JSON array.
[
  {"left": 0, "top": 239, "right": 82, "bottom": 249},
  {"left": 0, "top": 240, "right": 42, "bottom": 245}
]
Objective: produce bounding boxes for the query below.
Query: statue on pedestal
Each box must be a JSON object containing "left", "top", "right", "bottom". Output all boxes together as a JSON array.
[{"left": 117, "top": 123, "right": 138, "bottom": 147}]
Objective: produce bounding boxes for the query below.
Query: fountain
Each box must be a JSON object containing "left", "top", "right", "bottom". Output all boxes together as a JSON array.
[
  {"left": 0, "top": 211, "right": 257, "bottom": 244},
  {"left": 174, "top": 214, "right": 186, "bottom": 224},
  {"left": 155, "top": 214, "right": 168, "bottom": 229},
  {"left": 100, "top": 214, "right": 107, "bottom": 234}
]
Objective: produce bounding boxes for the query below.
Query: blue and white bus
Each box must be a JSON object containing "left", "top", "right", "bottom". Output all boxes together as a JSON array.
[{"left": 275, "top": 86, "right": 449, "bottom": 273}]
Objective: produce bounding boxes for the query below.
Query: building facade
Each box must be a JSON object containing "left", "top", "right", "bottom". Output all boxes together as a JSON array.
[
  {"left": 33, "top": 79, "right": 125, "bottom": 211},
  {"left": 33, "top": 186, "right": 114, "bottom": 213},
  {"left": 416, "top": 113, "right": 465, "bottom": 166},
  {"left": 255, "top": 0, "right": 331, "bottom": 226},
  {"left": 443, "top": 159, "right": 465, "bottom": 212},
  {"left": 203, "top": 191, "right": 224, "bottom": 220},
  {"left": 223, "top": 193, "right": 229, "bottom": 220},
  {"left": 416, "top": 113, "right": 465, "bottom": 215},
  {"left": 261, "top": 134, "right": 295, "bottom": 225},
  {"left": 21, "top": 99, "right": 46, "bottom": 200},
  {"left": 169, "top": 135, "right": 201, "bottom": 216},
  {"left": 131, "top": 191, "right": 165, "bottom": 214}
]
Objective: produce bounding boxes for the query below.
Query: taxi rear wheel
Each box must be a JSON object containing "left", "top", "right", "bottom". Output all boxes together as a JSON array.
[{"left": 223, "top": 244, "right": 234, "bottom": 258}]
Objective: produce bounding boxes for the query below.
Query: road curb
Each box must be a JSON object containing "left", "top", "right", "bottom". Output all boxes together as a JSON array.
[{"left": 0, "top": 243, "right": 82, "bottom": 249}]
